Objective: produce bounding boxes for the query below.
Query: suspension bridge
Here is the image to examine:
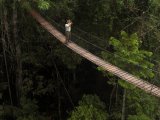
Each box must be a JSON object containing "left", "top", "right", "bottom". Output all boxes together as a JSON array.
[{"left": 29, "top": 9, "right": 160, "bottom": 98}]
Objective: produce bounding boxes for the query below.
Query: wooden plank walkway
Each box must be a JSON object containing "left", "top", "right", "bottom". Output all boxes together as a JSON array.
[{"left": 29, "top": 9, "right": 160, "bottom": 98}]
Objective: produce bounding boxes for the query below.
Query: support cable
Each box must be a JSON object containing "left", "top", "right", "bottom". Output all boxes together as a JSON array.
[
  {"left": 53, "top": 60, "right": 75, "bottom": 108},
  {"left": 48, "top": 18, "right": 160, "bottom": 76},
  {"left": 28, "top": 9, "right": 160, "bottom": 97}
]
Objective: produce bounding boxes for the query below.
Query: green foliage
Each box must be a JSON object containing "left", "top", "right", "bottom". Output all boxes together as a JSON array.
[
  {"left": 0, "top": 105, "right": 13, "bottom": 119},
  {"left": 21, "top": 0, "right": 50, "bottom": 10},
  {"left": 14, "top": 97, "right": 46, "bottom": 120},
  {"left": 37, "top": 0, "right": 50, "bottom": 10},
  {"left": 118, "top": 80, "right": 134, "bottom": 89},
  {"left": 68, "top": 95, "right": 108, "bottom": 120},
  {"left": 99, "top": 31, "right": 158, "bottom": 119},
  {"left": 21, "top": 1, "right": 31, "bottom": 10},
  {"left": 102, "top": 37, "right": 153, "bottom": 90},
  {"left": 103, "top": 31, "right": 154, "bottom": 79},
  {"left": 0, "top": 0, "right": 3, "bottom": 6},
  {"left": 151, "top": 0, "right": 160, "bottom": 7},
  {"left": 14, "top": 81, "right": 48, "bottom": 120},
  {"left": 54, "top": 47, "right": 82, "bottom": 69},
  {"left": 127, "top": 114, "right": 151, "bottom": 120},
  {"left": 126, "top": 88, "right": 159, "bottom": 118}
]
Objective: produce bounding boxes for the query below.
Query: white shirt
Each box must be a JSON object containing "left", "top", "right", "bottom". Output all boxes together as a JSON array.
[{"left": 65, "top": 23, "right": 71, "bottom": 32}]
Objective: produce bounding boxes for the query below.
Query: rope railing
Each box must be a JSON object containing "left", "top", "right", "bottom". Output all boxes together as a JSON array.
[
  {"left": 45, "top": 13, "right": 160, "bottom": 65},
  {"left": 38, "top": 14, "right": 160, "bottom": 91},
  {"left": 29, "top": 9, "right": 160, "bottom": 98},
  {"left": 46, "top": 16, "right": 159, "bottom": 86}
]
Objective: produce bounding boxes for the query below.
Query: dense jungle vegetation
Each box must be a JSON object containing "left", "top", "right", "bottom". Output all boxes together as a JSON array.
[{"left": 0, "top": 0, "right": 160, "bottom": 120}]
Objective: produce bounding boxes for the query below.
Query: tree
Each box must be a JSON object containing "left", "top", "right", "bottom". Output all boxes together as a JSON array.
[
  {"left": 127, "top": 114, "right": 150, "bottom": 120},
  {"left": 99, "top": 31, "right": 158, "bottom": 119},
  {"left": 68, "top": 95, "right": 108, "bottom": 120}
]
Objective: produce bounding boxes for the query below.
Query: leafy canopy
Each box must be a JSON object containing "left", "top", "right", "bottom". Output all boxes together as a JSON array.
[{"left": 68, "top": 95, "right": 108, "bottom": 120}]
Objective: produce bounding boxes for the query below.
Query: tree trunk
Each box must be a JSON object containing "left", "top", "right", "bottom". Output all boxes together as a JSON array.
[
  {"left": 13, "top": 0, "right": 22, "bottom": 104},
  {"left": 109, "top": 85, "right": 116, "bottom": 113},
  {"left": 111, "top": 0, "right": 117, "bottom": 12},
  {"left": 1, "top": 7, "right": 13, "bottom": 105},
  {"left": 123, "top": 0, "right": 128, "bottom": 6},
  {"left": 57, "top": 78, "right": 61, "bottom": 120},
  {"left": 121, "top": 89, "right": 126, "bottom": 120},
  {"left": 54, "top": 70, "right": 62, "bottom": 120}
]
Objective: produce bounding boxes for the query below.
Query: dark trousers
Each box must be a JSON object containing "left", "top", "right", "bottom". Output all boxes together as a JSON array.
[{"left": 65, "top": 31, "right": 71, "bottom": 42}]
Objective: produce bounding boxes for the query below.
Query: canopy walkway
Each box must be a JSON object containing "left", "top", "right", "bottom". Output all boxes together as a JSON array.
[{"left": 29, "top": 9, "right": 160, "bottom": 98}]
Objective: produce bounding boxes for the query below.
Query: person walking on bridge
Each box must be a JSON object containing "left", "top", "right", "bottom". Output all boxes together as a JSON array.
[{"left": 65, "top": 19, "right": 73, "bottom": 43}]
